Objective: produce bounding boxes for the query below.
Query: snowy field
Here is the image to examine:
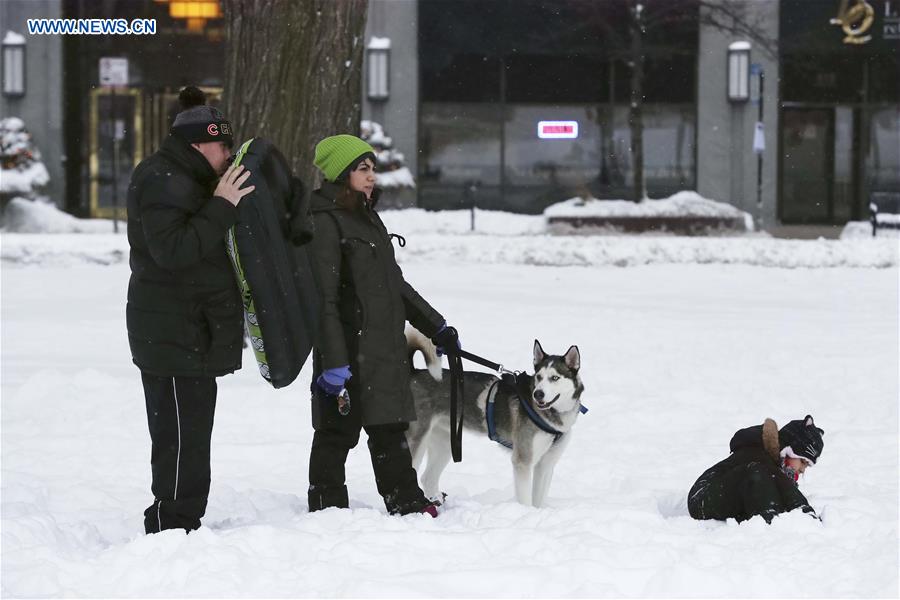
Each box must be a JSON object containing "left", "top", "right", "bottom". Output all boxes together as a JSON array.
[{"left": 1, "top": 224, "right": 899, "bottom": 598}]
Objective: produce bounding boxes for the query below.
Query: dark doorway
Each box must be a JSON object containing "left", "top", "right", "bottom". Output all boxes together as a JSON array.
[{"left": 780, "top": 108, "right": 835, "bottom": 223}]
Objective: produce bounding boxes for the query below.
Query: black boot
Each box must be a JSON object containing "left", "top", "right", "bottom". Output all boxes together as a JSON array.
[
  {"left": 365, "top": 423, "right": 430, "bottom": 515},
  {"left": 308, "top": 485, "right": 350, "bottom": 512},
  {"left": 308, "top": 422, "right": 360, "bottom": 513}
]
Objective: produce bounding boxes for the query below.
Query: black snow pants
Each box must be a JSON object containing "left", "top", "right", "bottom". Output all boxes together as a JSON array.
[
  {"left": 308, "top": 391, "right": 429, "bottom": 515},
  {"left": 141, "top": 373, "right": 217, "bottom": 533}
]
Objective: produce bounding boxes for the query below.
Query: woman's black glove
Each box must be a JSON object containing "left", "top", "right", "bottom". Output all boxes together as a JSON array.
[{"left": 432, "top": 324, "right": 461, "bottom": 357}]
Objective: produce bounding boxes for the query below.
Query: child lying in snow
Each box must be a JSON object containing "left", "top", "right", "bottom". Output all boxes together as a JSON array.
[{"left": 688, "top": 415, "right": 824, "bottom": 524}]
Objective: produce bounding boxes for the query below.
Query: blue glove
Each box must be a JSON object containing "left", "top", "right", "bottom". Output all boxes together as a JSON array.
[
  {"left": 432, "top": 323, "right": 461, "bottom": 357},
  {"left": 316, "top": 365, "right": 351, "bottom": 396}
]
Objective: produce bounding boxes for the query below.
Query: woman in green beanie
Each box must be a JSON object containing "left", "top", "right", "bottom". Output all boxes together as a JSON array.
[{"left": 306, "top": 134, "right": 460, "bottom": 516}]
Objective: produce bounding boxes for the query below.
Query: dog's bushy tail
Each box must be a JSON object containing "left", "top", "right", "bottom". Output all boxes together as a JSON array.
[{"left": 405, "top": 326, "right": 442, "bottom": 381}]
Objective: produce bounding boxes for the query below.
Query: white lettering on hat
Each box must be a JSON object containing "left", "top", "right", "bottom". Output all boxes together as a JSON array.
[{"left": 207, "top": 124, "right": 219, "bottom": 136}]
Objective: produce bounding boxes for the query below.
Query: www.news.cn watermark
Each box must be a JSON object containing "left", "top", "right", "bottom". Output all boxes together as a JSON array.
[{"left": 27, "top": 19, "right": 157, "bottom": 35}]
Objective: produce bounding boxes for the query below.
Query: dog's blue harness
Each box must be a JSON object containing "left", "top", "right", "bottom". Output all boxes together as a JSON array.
[{"left": 485, "top": 373, "right": 588, "bottom": 449}]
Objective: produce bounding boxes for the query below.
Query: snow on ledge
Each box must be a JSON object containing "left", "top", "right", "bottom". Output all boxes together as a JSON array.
[
  {"left": 3, "top": 31, "right": 25, "bottom": 45},
  {"left": 840, "top": 220, "right": 900, "bottom": 240},
  {"left": 544, "top": 192, "right": 749, "bottom": 220}
]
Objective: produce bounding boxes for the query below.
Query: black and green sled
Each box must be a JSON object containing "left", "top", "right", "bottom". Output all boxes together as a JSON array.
[{"left": 225, "top": 138, "right": 320, "bottom": 388}]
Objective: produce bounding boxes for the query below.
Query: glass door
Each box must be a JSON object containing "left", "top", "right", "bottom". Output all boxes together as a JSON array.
[
  {"left": 89, "top": 88, "right": 143, "bottom": 219},
  {"left": 780, "top": 108, "right": 834, "bottom": 223}
]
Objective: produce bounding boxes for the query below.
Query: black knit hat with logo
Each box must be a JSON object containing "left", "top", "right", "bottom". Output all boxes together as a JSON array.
[
  {"left": 778, "top": 415, "right": 825, "bottom": 465},
  {"left": 170, "top": 86, "right": 234, "bottom": 147}
]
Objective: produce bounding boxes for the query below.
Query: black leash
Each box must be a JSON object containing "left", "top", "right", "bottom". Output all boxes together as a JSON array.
[
  {"left": 446, "top": 342, "right": 514, "bottom": 463},
  {"left": 456, "top": 349, "right": 505, "bottom": 373},
  {"left": 448, "top": 348, "right": 464, "bottom": 463}
]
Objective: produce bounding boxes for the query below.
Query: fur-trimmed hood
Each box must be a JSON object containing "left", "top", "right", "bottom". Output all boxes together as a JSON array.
[
  {"left": 728, "top": 418, "right": 781, "bottom": 463},
  {"left": 761, "top": 418, "right": 781, "bottom": 463}
]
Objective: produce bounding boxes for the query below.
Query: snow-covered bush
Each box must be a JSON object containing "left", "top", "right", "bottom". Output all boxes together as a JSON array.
[
  {"left": 1, "top": 117, "right": 51, "bottom": 201},
  {"left": 360, "top": 120, "right": 415, "bottom": 189}
]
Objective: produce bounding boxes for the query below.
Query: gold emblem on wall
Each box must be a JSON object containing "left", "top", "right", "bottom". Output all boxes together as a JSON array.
[{"left": 830, "top": 0, "right": 875, "bottom": 44}]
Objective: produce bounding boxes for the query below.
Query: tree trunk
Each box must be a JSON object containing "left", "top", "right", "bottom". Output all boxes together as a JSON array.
[
  {"left": 628, "top": 0, "right": 646, "bottom": 202},
  {"left": 222, "top": 0, "right": 368, "bottom": 190}
]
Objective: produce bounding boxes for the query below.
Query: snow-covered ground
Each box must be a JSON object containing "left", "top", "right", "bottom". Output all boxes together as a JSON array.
[
  {"left": 3, "top": 205, "right": 898, "bottom": 269},
  {"left": 1, "top": 224, "right": 898, "bottom": 597},
  {"left": 1, "top": 198, "right": 114, "bottom": 235},
  {"left": 841, "top": 219, "right": 900, "bottom": 240}
]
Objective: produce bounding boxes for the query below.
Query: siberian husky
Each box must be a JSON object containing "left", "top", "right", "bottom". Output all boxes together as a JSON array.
[{"left": 405, "top": 328, "right": 586, "bottom": 507}]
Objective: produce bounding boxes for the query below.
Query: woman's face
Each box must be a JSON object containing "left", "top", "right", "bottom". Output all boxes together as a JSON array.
[
  {"left": 784, "top": 457, "right": 810, "bottom": 474},
  {"left": 348, "top": 158, "right": 376, "bottom": 199}
]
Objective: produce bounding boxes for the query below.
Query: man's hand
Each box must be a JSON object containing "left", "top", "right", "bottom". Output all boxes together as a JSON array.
[{"left": 215, "top": 164, "right": 255, "bottom": 206}]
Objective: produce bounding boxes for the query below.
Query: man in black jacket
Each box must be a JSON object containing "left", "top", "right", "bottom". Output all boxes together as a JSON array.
[
  {"left": 688, "top": 415, "right": 824, "bottom": 524},
  {"left": 126, "top": 86, "right": 254, "bottom": 533}
]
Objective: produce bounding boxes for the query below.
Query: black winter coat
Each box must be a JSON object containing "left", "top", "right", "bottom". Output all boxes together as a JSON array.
[
  {"left": 687, "top": 419, "right": 816, "bottom": 523},
  {"left": 308, "top": 182, "right": 444, "bottom": 427},
  {"left": 126, "top": 134, "right": 243, "bottom": 377}
]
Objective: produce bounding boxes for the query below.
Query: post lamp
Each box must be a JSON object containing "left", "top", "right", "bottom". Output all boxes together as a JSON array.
[
  {"left": 367, "top": 38, "right": 391, "bottom": 101},
  {"left": 727, "top": 41, "right": 751, "bottom": 102},
  {"left": 2, "top": 33, "right": 26, "bottom": 97}
]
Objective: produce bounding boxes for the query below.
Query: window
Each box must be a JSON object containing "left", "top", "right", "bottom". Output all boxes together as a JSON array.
[{"left": 419, "top": 0, "right": 698, "bottom": 211}]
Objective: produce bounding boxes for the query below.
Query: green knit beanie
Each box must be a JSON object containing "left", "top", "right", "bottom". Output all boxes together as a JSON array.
[{"left": 314, "top": 134, "right": 376, "bottom": 182}]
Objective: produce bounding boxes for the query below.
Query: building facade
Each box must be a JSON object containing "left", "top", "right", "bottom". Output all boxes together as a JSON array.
[
  {"left": 364, "top": 0, "right": 899, "bottom": 225},
  {"left": 1, "top": 0, "right": 64, "bottom": 204},
  {"left": 778, "top": 0, "right": 899, "bottom": 224},
  {"left": 59, "top": 0, "right": 226, "bottom": 218},
  {"left": 1, "top": 0, "right": 225, "bottom": 217},
  {"left": 2, "top": 0, "right": 897, "bottom": 227}
]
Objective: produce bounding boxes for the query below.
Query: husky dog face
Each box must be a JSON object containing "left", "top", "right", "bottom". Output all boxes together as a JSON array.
[{"left": 532, "top": 340, "right": 583, "bottom": 413}]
